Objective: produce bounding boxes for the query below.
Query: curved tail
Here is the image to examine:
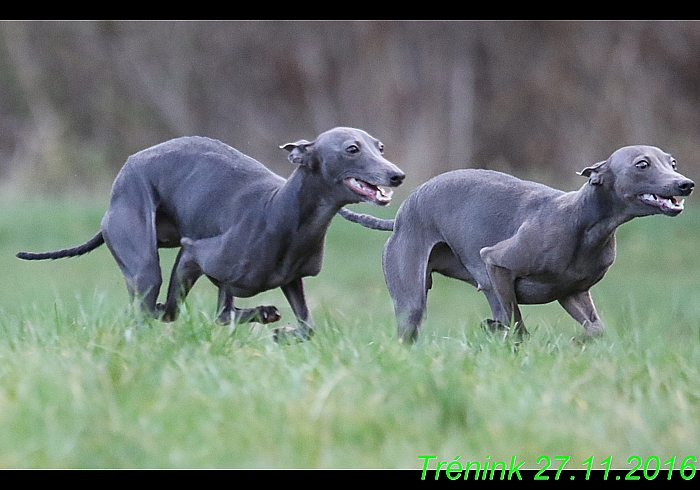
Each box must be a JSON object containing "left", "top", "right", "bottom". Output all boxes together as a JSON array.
[
  {"left": 16, "top": 232, "right": 105, "bottom": 260},
  {"left": 338, "top": 207, "right": 394, "bottom": 231}
]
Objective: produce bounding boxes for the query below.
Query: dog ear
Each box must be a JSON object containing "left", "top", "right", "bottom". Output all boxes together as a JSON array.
[
  {"left": 280, "top": 139, "right": 314, "bottom": 165},
  {"left": 577, "top": 159, "right": 607, "bottom": 186}
]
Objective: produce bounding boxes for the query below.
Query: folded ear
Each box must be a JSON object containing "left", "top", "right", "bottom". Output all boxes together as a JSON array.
[
  {"left": 280, "top": 139, "right": 313, "bottom": 165},
  {"left": 576, "top": 159, "right": 607, "bottom": 186}
]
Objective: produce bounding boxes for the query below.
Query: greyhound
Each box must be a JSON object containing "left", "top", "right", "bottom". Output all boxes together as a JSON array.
[
  {"left": 17, "top": 127, "right": 405, "bottom": 340},
  {"left": 341, "top": 145, "right": 694, "bottom": 343}
]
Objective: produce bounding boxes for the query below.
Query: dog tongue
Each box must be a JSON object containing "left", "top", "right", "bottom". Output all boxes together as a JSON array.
[{"left": 346, "top": 177, "right": 393, "bottom": 204}]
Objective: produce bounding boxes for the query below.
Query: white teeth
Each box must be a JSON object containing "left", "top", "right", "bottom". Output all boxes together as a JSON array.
[
  {"left": 376, "top": 187, "right": 393, "bottom": 202},
  {"left": 639, "top": 193, "right": 684, "bottom": 210}
]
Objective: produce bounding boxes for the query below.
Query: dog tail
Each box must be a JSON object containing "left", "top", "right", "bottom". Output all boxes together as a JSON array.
[
  {"left": 338, "top": 207, "right": 394, "bottom": 231},
  {"left": 16, "top": 232, "right": 105, "bottom": 260}
]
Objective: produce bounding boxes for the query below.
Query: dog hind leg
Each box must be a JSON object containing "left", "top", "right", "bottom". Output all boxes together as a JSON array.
[
  {"left": 102, "top": 203, "right": 162, "bottom": 315},
  {"left": 383, "top": 233, "right": 434, "bottom": 344}
]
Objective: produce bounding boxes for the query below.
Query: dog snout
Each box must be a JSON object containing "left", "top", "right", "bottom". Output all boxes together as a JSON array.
[
  {"left": 677, "top": 178, "right": 694, "bottom": 195},
  {"left": 389, "top": 171, "right": 406, "bottom": 187}
]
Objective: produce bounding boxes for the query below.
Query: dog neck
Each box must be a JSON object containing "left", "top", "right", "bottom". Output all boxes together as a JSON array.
[
  {"left": 268, "top": 166, "right": 344, "bottom": 239},
  {"left": 572, "top": 182, "right": 633, "bottom": 250}
]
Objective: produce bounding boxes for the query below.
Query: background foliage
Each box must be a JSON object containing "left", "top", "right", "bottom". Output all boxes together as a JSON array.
[{"left": 2, "top": 21, "right": 700, "bottom": 195}]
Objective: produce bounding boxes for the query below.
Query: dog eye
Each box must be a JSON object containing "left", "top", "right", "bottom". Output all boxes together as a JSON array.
[
  {"left": 671, "top": 159, "right": 678, "bottom": 170},
  {"left": 635, "top": 160, "right": 649, "bottom": 169},
  {"left": 346, "top": 144, "right": 360, "bottom": 154},
  {"left": 378, "top": 143, "right": 385, "bottom": 154}
]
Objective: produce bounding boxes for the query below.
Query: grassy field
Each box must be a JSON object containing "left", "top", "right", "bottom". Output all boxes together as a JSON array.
[{"left": 0, "top": 197, "right": 699, "bottom": 470}]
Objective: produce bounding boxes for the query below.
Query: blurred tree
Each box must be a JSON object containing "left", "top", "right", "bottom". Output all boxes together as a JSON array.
[{"left": 1, "top": 21, "right": 699, "bottom": 195}]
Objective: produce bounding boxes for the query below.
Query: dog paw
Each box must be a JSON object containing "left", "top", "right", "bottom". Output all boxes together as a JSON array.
[
  {"left": 217, "top": 305, "right": 281, "bottom": 325},
  {"left": 216, "top": 310, "right": 232, "bottom": 325},
  {"left": 155, "top": 302, "right": 176, "bottom": 322},
  {"left": 481, "top": 319, "right": 529, "bottom": 343},
  {"left": 481, "top": 319, "right": 509, "bottom": 334},
  {"left": 258, "top": 306, "right": 281, "bottom": 324},
  {"left": 513, "top": 321, "right": 529, "bottom": 343}
]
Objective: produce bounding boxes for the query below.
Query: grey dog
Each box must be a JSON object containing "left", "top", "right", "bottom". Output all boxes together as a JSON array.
[
  {"left": 17, "top": 127, "right": 405, "bottom": 339},
  {"left": 341, "top": 145, "right": 694, "bottom": 343}
]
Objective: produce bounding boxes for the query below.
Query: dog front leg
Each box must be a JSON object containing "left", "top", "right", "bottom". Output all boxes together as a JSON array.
[
  {"left": 559, "top": 290, "right": 604, "bottom": 341},
  {"left": 161, "top": 249, "right": 203, "bottom": 322},
  {"left": 215, "top": 289, "right": 281, "bottom": 325},
  {"left": 215, "top": 289, "right": 235, "bottom": 323},
  {"left": 277, "top": 279, "right": 314, "bottom": 342},
  {"left": 480, "top": 258, "right": 527, "bottom": 341}
]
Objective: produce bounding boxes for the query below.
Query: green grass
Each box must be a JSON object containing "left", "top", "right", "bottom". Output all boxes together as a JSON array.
[{"left": 0, "top": 198, "right": 699, "bottom": 469}]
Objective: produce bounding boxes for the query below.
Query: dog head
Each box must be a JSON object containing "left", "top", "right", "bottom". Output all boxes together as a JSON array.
[
  {"left": 579, "top": 145, "right": 694, "bottom": 217},
  {"left": 281, "top": 127, "right": 405, "bottom": 206}
]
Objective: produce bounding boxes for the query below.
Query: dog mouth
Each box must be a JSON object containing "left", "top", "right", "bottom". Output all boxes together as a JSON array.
[
  {"left": 638, "top": 193, "right": 685, "bottom": 215},
  {"left": 344, "top": 177, "right": 394, "bottom": 205}
]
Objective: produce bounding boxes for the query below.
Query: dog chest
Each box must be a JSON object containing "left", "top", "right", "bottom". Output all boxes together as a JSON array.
[
  {"left": 199, "top": 240, "right": 324, "bottom": 297},
  {"left": 513, "top": 249, "right": 614, "bottom": 304}
]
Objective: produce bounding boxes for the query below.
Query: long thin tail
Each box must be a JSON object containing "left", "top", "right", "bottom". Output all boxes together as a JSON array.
[
  {"left": 16, "top": 232, "right": 105, "bottom": 260},
  {"left": 338, "top": 207, "right": 394, "bottom": 231}
]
